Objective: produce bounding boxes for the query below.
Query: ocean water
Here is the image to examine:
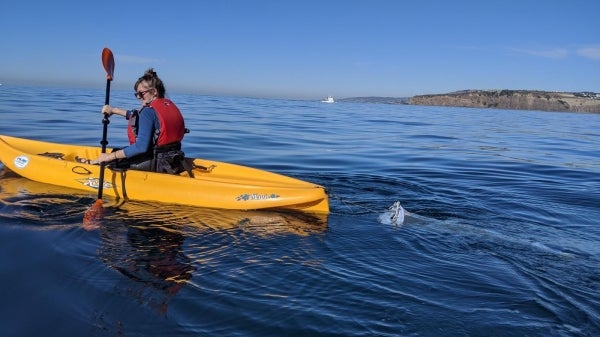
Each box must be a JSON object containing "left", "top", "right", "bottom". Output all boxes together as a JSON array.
[{"left": 0, "top": 85, "right": 599, "bottom": 337}]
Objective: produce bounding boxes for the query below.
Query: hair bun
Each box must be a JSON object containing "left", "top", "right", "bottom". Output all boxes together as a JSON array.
[{"left": 144, "top": 68, "right": 157, "bottom": 78}]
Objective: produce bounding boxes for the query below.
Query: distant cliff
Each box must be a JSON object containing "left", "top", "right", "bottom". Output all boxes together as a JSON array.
[{"left": 409, "top": 90, "right": 600, "bottom": 113}]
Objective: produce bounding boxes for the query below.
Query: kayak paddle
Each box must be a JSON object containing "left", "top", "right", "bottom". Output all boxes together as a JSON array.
[{"left": 83, "top": 47, "right": 114, "bottom": 229}]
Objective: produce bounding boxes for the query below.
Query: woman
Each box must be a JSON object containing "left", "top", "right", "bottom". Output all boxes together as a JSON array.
[{"left": 95, "top": 68, "right": 189, "bottom": 174}]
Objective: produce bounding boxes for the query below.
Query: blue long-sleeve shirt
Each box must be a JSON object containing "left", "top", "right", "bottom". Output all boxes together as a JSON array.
[{"left": 123, "top": 107, "right": 160, "bottom": 158}]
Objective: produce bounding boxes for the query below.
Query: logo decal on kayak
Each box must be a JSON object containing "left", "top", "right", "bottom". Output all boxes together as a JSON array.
[
  {"left": 14, "top": 155, "right": 29, "bottom": 169},
  {"left": 77, "top": 178, "right": 113, "bottom": 190},
  {"left": 236, "top": 193, "right": 280, "bottom": 202}
]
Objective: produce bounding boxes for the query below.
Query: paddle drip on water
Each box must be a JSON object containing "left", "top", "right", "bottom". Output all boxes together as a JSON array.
[
  {"left": 83, "top": 199, "right": 104, "bottom": 230},
  {"left": 378, "top": 201, "right": 405, "bottom": 226}
]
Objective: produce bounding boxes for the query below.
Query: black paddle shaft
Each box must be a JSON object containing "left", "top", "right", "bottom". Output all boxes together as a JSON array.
[
  {"left": 100, "top": 79, "right": 111, "bottom": 151},
  {"left": 97, "top": 78, "right": 111, "bottom": 199}
]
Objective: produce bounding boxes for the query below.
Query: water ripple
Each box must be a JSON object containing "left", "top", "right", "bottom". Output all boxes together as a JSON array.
[{"left": 1, "top": 86, "right": 599, "bottom": 336}]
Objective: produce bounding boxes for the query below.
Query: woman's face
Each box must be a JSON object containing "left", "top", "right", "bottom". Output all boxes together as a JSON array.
[{"left": 135, "top": 83, "right": 156, "bottom": 104}]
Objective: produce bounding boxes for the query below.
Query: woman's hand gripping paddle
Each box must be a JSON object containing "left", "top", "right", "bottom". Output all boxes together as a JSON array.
[{"left": 83, "top": 47, "right": 114, "bottom": 230}]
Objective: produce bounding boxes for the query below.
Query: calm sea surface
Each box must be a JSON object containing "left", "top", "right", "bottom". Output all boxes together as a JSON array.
[{"left": 0, "top": 85, "right": 598, "bottom": 337}]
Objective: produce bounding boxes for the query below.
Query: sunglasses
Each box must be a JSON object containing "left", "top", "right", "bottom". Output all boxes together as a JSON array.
[{"left": 134, "top": 89, "right": 152, "bottom": 98}]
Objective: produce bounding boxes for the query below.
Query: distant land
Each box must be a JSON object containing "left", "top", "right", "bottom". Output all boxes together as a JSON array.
[
  {"left": 337, "top": 96, "right": 411, "bottom": 105},
  {"left": 339, "top": 90, "right": 600, "bottom": 113}
]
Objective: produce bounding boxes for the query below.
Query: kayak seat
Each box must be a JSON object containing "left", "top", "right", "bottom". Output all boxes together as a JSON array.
[
  {"left": 105, "top": 143, "right": 195, "bottom": 178},
  {"left": 152, "top": 142, "right": 194, "bottom": 178}
]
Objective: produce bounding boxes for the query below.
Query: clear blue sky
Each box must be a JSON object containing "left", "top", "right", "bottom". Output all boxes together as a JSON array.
[{"left": 1, "top": 0, "right": 599, "bottom": 99}]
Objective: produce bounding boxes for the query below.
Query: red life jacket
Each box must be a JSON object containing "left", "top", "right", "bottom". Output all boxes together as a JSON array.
[{"left": 127, "top": 98, "right": 186, "bottom": 146}]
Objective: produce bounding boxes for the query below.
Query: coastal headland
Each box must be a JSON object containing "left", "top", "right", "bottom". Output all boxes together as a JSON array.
[{"left": 340, "top": 90, "right": 600, "bottom": 113}]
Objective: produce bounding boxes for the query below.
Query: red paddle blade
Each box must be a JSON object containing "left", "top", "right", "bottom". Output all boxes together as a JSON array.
[
  {"left": 83, "top": 199, "right": 104, "bottom": 230},
  {"left": 102, "top": 48, "right": 115, "bottom": 81}
]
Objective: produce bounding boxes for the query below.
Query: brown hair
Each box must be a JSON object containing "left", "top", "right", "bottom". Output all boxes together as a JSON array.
[{"left": 134, "top": 68, "right": 166, "bottom": 98}]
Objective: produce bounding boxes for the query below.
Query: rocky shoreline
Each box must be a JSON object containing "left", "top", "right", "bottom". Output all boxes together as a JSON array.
[{"left": 410, "top": 90, "right": 600, "bottom": 113}]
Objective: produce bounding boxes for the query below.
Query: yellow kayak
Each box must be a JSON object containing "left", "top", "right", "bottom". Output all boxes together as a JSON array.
[{"left": 0, "top": 135, "right": 329, "bottom": 213}]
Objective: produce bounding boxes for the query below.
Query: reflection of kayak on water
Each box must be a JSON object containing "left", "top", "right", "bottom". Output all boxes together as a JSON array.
[
  {"left": 0, "top": 134, "right": 329, "bottom": 213},
  {"left": 111, "top": 200, "right": 328, "bottom": 237}
]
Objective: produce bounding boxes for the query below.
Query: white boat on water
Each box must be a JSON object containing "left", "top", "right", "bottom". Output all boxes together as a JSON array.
[{"left": 321, "top": 95, "right": 335, "bottom": 103}]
